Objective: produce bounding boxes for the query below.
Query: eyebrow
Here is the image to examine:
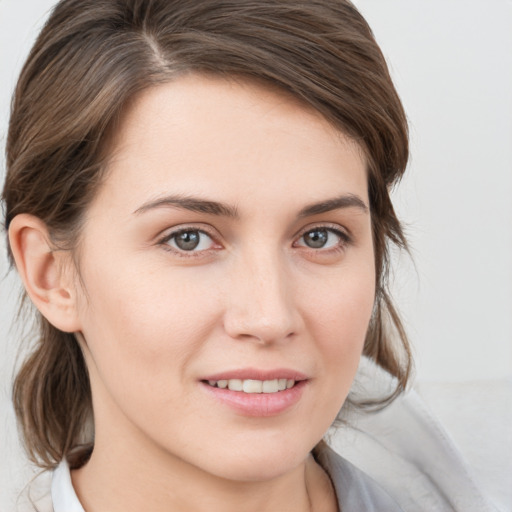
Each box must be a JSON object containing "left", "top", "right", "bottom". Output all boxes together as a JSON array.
[
  {"left": 133, "top": 194, "right": 239, "bottom": 218},
  {"left": 133, "top": 193, "right": 368, "bottom": 218},
  {"left": 298, "top": 194, "right": 369, "bottom": 217}
]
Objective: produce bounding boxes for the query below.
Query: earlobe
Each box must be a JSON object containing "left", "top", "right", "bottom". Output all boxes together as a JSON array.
[{"left": 8, "top": 214, "right": 82, "bottom": 333}]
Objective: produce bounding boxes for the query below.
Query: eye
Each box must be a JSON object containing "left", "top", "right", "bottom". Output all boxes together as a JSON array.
[
  {"left": 163, "top": 229, "right": 217, "bottom": 252},
  {"left": 295, "top": 227, "right": 348, "bottom": 250}
]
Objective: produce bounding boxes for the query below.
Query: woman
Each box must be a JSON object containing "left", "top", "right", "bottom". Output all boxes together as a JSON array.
[{"left": 3, "top": 1, "right": 414, "bottom": 510}]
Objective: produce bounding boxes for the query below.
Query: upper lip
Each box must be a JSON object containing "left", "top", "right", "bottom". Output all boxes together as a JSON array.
[{"left": 201, "top": 368, "right": 309, "bottom": 381}]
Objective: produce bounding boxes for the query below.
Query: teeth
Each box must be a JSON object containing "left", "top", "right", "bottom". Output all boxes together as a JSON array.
[
  {"left": 243, "top": 379, "right": 262, "bottom": 393},
  {"left": 262, "top": 379, "right": 279, "bottom": 393},
  {"left": 207, "top": 378, "right": 296, "bottom": 393},
  {"left": 227, "top": 379, "right": 243, "bottom": 391}
]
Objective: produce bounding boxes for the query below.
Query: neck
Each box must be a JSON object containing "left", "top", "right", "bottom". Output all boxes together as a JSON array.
[{"left": 71, "top": 440, "right": 333, "bottom": 512}]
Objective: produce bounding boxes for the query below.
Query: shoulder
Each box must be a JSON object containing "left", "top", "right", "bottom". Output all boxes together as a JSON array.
[
  {"left": 331, "top": 357, "right": 502, "bottom": 512},
  {"left": 316, "top": 444, "right": 405, "bottom": 512}
]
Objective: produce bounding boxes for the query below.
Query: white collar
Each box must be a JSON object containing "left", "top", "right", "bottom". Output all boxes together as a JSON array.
[{"left": 51, "top": 459, "right": 85, "bottom": 512}]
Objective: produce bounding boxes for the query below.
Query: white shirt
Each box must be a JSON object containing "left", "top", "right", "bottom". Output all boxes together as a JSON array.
[{"left": 51, "top": 459, "right": 85, "bottom": 512}]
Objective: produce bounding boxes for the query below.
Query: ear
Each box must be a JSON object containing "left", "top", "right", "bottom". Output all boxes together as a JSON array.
[{"left": 8, "top": 214, "right": 82, "bottom": 333}]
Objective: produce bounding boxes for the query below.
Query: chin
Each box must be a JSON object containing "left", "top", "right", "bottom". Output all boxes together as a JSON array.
[{"left": 195, "top": 437, "right": 315, "bottom": 483}]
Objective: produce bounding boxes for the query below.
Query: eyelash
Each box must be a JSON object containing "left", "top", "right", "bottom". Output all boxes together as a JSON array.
[
  {"left": 157, "top": 224, "right": 352, "bottom": 258},
  {"left": 158, "top": 226, "right": 220, "bottom": 258},
  {"left": 293, "top": 224, "right": 352, "bottom": 254}
]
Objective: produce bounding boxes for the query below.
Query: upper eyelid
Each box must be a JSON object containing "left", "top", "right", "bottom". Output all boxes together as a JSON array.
[
  {"left": 158, "top": 223, "right": 219, "bottom": 240},
  {"left": 294, "top": 222, "right": 351, "bottom": 240},
  {"left": 157, "top": 227, "right": 222, "bottom": 258},
  {"left": 301, "top": 229, "right": 346, "bottom": 242},
  {"left": 156, "top": 222, "right": 351, "bottom": 247},
  {"left": 157, "top": 225, "right": 221, "bottom": 252}
]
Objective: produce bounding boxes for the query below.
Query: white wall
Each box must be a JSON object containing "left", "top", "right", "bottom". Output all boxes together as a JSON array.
[
  {"left": 0, "top": 1, "right": 59, "bottom": 506},
  {"left": 1, "top": 0, "right": 511, "bottom": 507},
  {"left": 353, "top": 0, "right": 512, "bottom": 382}
]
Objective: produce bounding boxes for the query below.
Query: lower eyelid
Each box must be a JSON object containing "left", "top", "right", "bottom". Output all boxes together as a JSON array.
[
  {"left": 159, "top": 227, "right": 220, "bottom": 253},
  {"left": 158, "top": 225, "right": 350, "bottom": 256},
  {"left": 295, "top": 227, "right": 351, "bottom": 247}
]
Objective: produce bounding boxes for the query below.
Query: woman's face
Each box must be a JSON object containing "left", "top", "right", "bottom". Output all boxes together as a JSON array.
[{"left": 72, "top": 74, "right": 375, "bottom": 481}]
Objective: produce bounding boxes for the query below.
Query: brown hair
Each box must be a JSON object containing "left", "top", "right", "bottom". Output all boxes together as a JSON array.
[{"left": 2, "top": 0, "right": 411, "bottom": 469}]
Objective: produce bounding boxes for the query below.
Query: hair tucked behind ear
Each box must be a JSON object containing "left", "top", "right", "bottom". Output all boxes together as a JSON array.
[{"left": 3, "top": 0, "right": 411, "bottom": 468}]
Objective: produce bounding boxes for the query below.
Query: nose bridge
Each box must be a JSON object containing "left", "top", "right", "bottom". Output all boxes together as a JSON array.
[{"left": 224, "top": 246, "right": 298, "bottom": 343}]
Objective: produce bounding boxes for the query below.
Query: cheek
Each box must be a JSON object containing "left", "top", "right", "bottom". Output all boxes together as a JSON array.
[
  {"left": 304, "top": 261, "right": 375, "bottom": 378},
  {"left": 308, "top": 262, "right": 375, "bottom": 337},
  {"left": 74, "top": 264, "right": 225, "bottom": 439},
  {"left": 291, "top": 261, "right": 375, "bottom": 435},
  {"left": 79, "top": 252, "right": 216, "bottom": 333},
  {"left": 75, "top": 257, "right": 222, "bottom": 393}
]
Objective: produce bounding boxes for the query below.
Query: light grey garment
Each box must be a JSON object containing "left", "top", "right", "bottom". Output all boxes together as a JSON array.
[
  {"left": 22, "top": 446, "right": 403, "bottom": 512},
  {"left": 333, "top": 358, "right": 502, "bottom": 512},
  {"left": 316, "top": 445, "right": 405, "bottom": 511}
]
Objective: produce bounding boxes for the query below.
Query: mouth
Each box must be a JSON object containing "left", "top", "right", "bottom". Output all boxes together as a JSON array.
[
  {"left": 203, "top": 378, "right": 297, "bottom": 394},
  {"left": 199, "top": 370, "right": 308, "bottom": 417}
]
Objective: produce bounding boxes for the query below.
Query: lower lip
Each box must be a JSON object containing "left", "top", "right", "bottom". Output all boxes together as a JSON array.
[{"left": 200, "top": 380, "right": 308, "bottom": 417}]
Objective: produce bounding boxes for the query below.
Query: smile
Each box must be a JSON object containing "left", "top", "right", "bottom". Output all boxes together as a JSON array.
[
  {"left": 201, "top": 379, "right": 307, "bottom": 417},
  {"left": 206, "top": 378, "right": 296, "bottom": 393}
]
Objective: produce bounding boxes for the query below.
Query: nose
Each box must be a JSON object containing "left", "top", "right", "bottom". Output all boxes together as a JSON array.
[{"left": 223, "top": 250, "right": 301, "bottom": 345}]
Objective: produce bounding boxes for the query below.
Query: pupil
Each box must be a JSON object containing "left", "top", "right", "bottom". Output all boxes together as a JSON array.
[
  {"left": 304, "top": 229, "right": 328, "bottom": 248},
  {"left": 175, "top": 231, "right": 200, "bottom": 250}
]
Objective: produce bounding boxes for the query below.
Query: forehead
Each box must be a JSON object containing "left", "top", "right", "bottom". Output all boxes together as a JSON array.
[{"left": 94, "top": 74, "right": 368, "bottom": 215}]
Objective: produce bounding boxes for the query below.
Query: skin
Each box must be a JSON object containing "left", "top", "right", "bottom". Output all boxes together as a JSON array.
[{"left": 10, "top": 74, "right": 375, "bottom": 512}]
